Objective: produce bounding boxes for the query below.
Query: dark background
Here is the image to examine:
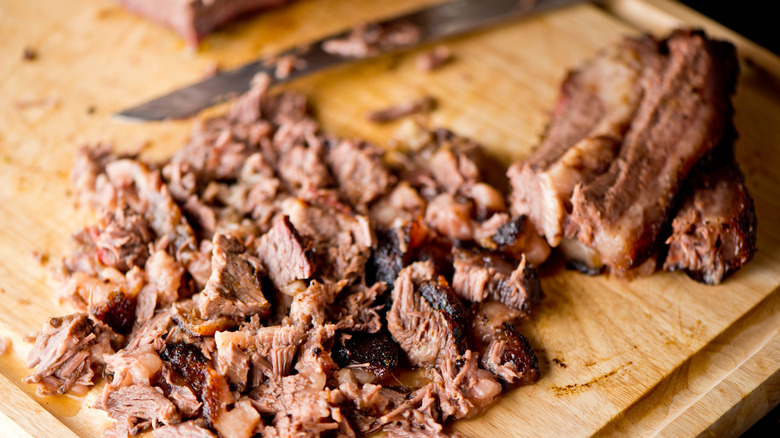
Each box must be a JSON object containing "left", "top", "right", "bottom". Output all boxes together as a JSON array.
[
  {"left": 680, "top": 0, "right": 779, "bottom": 56},
  {"left": 678, "top": 1, "right": 779, "bottom": 436}
]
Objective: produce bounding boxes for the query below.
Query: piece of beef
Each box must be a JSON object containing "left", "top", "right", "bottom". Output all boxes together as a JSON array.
[
  {"left": 116, "top": 0, "right": 294, "bottom": 46},
  {"left": 451, "top": 249, "right": 542, "bottom": 315},
  {"left": 479, "top": 323, "right": 539, "bottom": 387},
  {"left": 488, "top": 215, "right": 551, "bottom": 266},
  {"left": 332, "top": 282, "right": 386, "bottom": 334},
  {"left": 153, "top": 420, "right": 216, "bottom": 438},
  {"left": 326, "top": 139, "right": 394, "bottom": 208},
  {"left": 369, "top": 182, "right": 427, "bottom": 229},
  {"left": 366, "top": 97, "right": 436, "bottom": 124},
  {"left": 387, "top": 261, "right": 469, "bottom": 366},
  {"left": 214, "top": 324, "right": 302, "bottom": 390},
  {"left": 276, "top": 142, "right": 332, "bottom": 193},
  {"left": 416, "top": 46, "right": 452, "bottom": 72},
  {"left": 172, "top": 299, "right": 242, "bottom": 337},
  {"left": 508, "top": 36, "right": 658, "bottom": 246},
  {"left": 663, "top": 152, "right": 757, "bottom": 284},
  {"left": 256, "top": 216, "right": 315, "bottom": 291},
  {"left": 98, "top": 384, "right": 180, "bottom": 435},
  {"left": 322, "top": 22, "right": 422, "bottom": 58},
  {"left": 333, "top": 332, "right": 400, "bottom": 381},
  {"left": 24, "top": 313, "right": 121, "bottom": 396},
  {"left": 199, "top": 233, "right": 270, "bottom": 319},
  {"left": 567, "top": 30, "right": 740, "bottom": 272},
  {"left": 94, "top": 205, "right": 153, "bottom": 272},
  {"left": 160, "top": 341, "right": 235, "bottom": 426},
  {"left": 289, "top": 280, "right": 346, "bottom": 329},
  {"left": 213, "top": 398, "right": 262, "bottom": 438},
  {"left": 280, "top": 195, "right": 373, "bottom": 282},
  {"left": 136, "top": 249, "right": 185, "bottom": 324}
]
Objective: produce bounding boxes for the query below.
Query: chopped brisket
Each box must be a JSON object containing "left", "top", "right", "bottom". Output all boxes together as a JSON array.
[
  {"left": 566, "top": 30, "right": 740, "bottom": 272},
  {"left": 387, "top": 262, "right": 469, "bottom": 367},
  {"left": 153, "top": 420, "right": 216, "bottom": 438},
  {"left": 24, "top": 313, "right": 120, "bottom": 396},
  {"left": 333, "top": 332, "right": 401, "bottom": 381},
  {"left": 199, "top": 233, "right": 270, "bottom": 319},
  {"left": 417, "top": 46, "right": 453, "bottom": 72},
  {"left": 663, "top": 150, "right": 757, "bottom": 284},
  {"left": 366, "top": 97, "right": 436, "bottom": 124},
  {"left": 326, "top": 139, "right": 394, "bottom": 208},
  {"left": 322, "top": 22, "right": 422, "bottom": 58},
  {"left": 98, "top": 384, "right": 180, "bottom": 435},
  {"left": 172, "top": 299, "right": 242, "bottom": 337},
  {"left": 451, "top": 249, "right": 542, "bottom": 315},
  {"left": 256, "top": 216, "right": 315, "bottom": 290},
  {"left": 489, "top": 215, "right": 550, "bottom": 266},
  {"left": 94, "top": 205, "right": 152, "bottom": 272},
  {"left": 479, "top": 323, "right": 539, "bottom": 387}
]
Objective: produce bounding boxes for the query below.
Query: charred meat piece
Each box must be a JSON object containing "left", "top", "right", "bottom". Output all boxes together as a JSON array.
[
  {"left": 256, "top": 215, "right": 315, "bottom": 291},
  {"left": 663, "top": 149, "right": 757, "bottom": 284},
  {"left": 116, "top": 0, "right": 294, "bottom": 46},
  {"left": 451, "top": 248, "right": 542, "bottom": 315},
  {"left": 24, "top": 313, "right": 121, "bottom": 396},
  {"left": 508, "top": 36, "right": 658, "bottom": 246},
  {"left": 480, "top": 323, "right": 539, "bottom": 387},
  {"left": 91, "top": 289, "right": 137, "bottom": 335},
  {"left": 387, "top": 261, "right": 469, "bottom": 366},
  {"left": 332, "top": 332, "right": 401, "bottom": 381},
  {"left": 161, "top": 341, "right": 234, "bottom": 425},
  {"left": 567, "top": 30, "right": 740, "bottom": 272},
  {"left": 199, "top": 233, "right": 270, "bottom": 319},
  {"left": 489, "top": 215, "right": 551, "bottom": 266}
]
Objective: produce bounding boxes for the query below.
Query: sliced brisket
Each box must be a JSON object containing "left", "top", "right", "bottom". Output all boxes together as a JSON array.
[{"left": 566, "top": 30, "right": 740, "bottom": 272}]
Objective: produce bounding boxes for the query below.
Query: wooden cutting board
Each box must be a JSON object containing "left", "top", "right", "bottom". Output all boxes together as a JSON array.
[{"left": 1, "top": 0, "right": 778, "bottom": 436}]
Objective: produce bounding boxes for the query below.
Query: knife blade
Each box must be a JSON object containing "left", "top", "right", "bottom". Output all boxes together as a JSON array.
[{"left": 116, "top": 0, "right": 588, "bottom": 122}]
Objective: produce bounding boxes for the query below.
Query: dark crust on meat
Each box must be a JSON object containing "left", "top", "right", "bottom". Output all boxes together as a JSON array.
[
  {"left": 332, "top": 332, "right": 400, "bottom": 381},
  {"left": 419, "top": 278, "right": 471, "bottom": 350},
  {"left": 91, "top": 290, "right": 137, "bottom": 335}
]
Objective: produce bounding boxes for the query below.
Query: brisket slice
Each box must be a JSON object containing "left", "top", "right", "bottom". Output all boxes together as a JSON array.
[
  {"left": 663, "top": 147, "right": 757, "bottom": 284},
  {"left": 508, "top": 36, "right": 658, "bottom": 246},
  {"left": 116, "top": 0, "right": 293, "bottom": 46},
  {"left": 24, "top": 313, "right": 120, "bottom": 396},
  {"left": 567, "top": 30, "right": 740, "bottom": 272},
  {"left": 199, "top": 233, "right": 270, "bottom": 319}
]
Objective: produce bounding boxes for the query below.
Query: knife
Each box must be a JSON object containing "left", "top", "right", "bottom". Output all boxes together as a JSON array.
[{"left": 116, "top": 0, "right": 588, "bottom": 121}]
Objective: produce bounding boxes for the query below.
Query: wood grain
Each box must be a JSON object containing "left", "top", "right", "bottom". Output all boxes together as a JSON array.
[{"left": 0, "top": 0, "right": 778, "bottom": 437}]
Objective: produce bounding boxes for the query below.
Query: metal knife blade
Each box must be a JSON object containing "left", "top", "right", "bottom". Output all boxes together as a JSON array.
[{"left": 116, "top": 0, "right": 587, "bottom": 122}]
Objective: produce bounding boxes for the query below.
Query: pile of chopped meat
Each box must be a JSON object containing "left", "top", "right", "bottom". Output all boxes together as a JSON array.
[
  {"left": 509, "top": 29, "right": 756, "bottom": 284},
  {"left": 26, "top": 72, "right": 546, "bottom": 437}
]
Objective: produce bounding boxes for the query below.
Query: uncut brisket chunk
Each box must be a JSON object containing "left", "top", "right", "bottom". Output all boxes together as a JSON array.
[
  {"left": 25, "top": 313, "right": 121, "bottom": 396},
  {"left": 508, "top": 36, "right": 658, "bottom": 246},
  {"left": 566, "top": 30, "right": 740, "bottom": 272},
  {"left": 663, "top": 148, "right": 757, "bottom": 284},
  {"left": 116, "top": 0, "right": 293, "bottom": 46}
]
